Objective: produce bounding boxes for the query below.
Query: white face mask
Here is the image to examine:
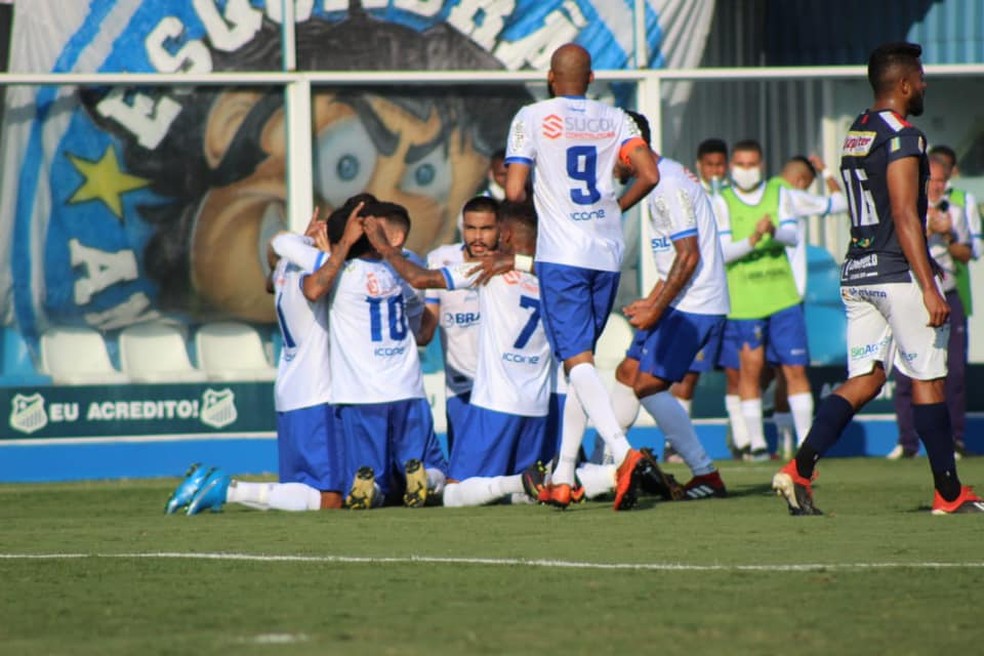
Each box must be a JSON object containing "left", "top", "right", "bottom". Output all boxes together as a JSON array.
[{"left": 731, "top": 165, "right": 762, "bottom": 191}]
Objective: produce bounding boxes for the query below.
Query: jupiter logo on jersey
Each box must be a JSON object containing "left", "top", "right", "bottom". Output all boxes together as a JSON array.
[{"left": 542, "top": 114, "right": 563, "bottom": 139}]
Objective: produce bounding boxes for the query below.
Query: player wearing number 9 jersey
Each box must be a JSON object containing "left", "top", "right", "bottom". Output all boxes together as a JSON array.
[
  {"left": 504, "top": 43, "right": 660, "bottom": 510},
  {"left": 327, "top": 201, "right": 447, "bottom": 507}
]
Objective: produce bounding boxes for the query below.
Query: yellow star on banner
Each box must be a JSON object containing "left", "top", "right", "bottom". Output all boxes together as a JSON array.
[{"left": 67, "top": 145, "right": 148, "bottom": 219}]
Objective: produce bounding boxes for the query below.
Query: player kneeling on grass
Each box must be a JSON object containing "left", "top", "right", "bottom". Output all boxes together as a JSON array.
[
  {"left": 165, "top": 199, "right": 371, "bottom": 515},
  {"left": 328, "top": 200, "right": 448, "bottom": 510},
  {"left": 367, "top": 201, "right": 556, "bottom": 507}
]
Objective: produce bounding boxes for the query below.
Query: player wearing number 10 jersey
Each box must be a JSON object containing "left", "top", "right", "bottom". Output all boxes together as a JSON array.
[
  {"left": 504, "top": 43, "right": 660, "bottom": 510},
  {"left": 327, "top": 201, "right": 447, "bottom": 508}
]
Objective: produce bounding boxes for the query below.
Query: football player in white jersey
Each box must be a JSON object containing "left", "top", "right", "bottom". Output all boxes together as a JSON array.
[
  {"left": 365, "top": 201, "right": 554, "bottom": 507},
  {"left": 422, "top": 196, "right": 501, "bottom": 453},
  {"left": 327, "top": 201, "right": 447, "bottom": 510},
  {"left": 604, "top": 112, "right": 731, "bottom": 501},
  {"left": 167, "top": 200, "right": 368, "bottom": 515},
  {"left": 505, "top": 43, "right": 661, "bottom": 510}
]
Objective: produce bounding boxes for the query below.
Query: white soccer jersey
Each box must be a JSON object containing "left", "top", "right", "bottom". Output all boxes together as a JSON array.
[
  {"left": 444, "top": 264, "right": 553, "bottom": 417},
  {"left": 270, "top": 235, "right": 331, "bottom": 412},
  {"left": 389, "top": 248, "right": 427, "bottom": 340},
  {"left": 647, "top": 157, "right": 730, "bottom": 316},
  {"left": 778, "top": 188, "right": 848, "bottom": 298},
  {"left": 328, "top": 258, "right": 424, "bottom": 404},
  {"left": 425, "top": 243, "right": 480, "bottom": 396},
  {"left": 506, "top": 96, "right": 644, "bottom": 272}
]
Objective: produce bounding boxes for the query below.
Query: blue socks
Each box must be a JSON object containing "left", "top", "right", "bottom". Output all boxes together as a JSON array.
[{"left": 795, "top": 394, "right": 854, "bottom": 479}]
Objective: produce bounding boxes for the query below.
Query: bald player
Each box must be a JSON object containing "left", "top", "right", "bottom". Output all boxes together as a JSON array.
[{"left": 504, "top": 43, "right": 660, "bottom": 510}]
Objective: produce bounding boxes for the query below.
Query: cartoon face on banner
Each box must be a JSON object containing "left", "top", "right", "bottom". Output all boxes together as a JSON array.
[{"left": 5, "top": 1, "right": 657, "bottom": 336}]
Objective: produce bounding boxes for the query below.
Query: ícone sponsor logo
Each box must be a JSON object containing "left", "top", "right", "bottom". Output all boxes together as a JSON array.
[
  {"left": 10, "top": 393, "right": 48, "bottom": 435},
  {"left": 200, "top": 388, "right": 237, "bottom": 429}
]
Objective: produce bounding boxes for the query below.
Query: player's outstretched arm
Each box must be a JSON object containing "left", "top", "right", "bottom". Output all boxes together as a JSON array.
[
  {"left": 363, "top": 216, "right": 448, "bottom": 290},
  {"left": 623, "top": 236, "right": 699, "bottom": 329},
  {"left": 618, "top": 144, "right": 660, "bottom": 212},
  {"left": 887, "top": 156, "right": 948, "bottom": 327},
  {"left": 467, "top": 253, "right": 521, "bottom": 286}
]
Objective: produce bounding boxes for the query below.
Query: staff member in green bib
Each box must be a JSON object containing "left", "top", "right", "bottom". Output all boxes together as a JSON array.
[{"left": 711, "top": 139, "right": 811, "bottom": 460}]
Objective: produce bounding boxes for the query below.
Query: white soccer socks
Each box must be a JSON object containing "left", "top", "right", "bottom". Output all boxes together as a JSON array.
[{"left": 639, "top": 391, "right": 715, "bottom": 476}]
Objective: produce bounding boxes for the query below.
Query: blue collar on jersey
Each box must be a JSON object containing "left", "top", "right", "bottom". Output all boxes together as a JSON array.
[{"left": 560, "top": 94, "right": 586, "bottom": 99}]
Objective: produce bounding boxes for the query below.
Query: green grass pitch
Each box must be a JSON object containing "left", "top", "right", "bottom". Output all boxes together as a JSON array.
[{"left": 2, "top": 458, "right": 983, "bottom": 655}]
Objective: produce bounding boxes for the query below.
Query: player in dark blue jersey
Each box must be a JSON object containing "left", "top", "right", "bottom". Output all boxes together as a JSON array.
[{"left": 773, "top": 42, "right": 983, "bottom": 515}]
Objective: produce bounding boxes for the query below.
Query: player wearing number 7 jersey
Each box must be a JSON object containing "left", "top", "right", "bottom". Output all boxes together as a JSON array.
[
  {"left": 327, "top": 201, "right": 447, "bottom": 509},
  {"left": 504, "top": 43, "right": 660, "bottom": 510},
  {"left": 366, "top": 202, "right": 556, "bottom": 507}
]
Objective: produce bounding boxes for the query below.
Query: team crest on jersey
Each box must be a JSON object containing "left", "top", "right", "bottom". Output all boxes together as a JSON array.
[
  {"left": 842, "top": 131, "right": 876, "bottom": 157},
  {"left": 200, "top": 388, "right": 237, "bottom": 429},
  {"left": 10, "top": 393, "right": 48, "bottom": 435},
  {"left": 366, "top": 271, "right": 381, "bottom": 296},
  {"left": 542, "top": 114, "right": 563, "bottom": 139}
]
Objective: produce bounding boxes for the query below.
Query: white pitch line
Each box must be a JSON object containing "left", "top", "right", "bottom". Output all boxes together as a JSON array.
[{"left": 2, "top": 552, "right": 984, "bottom": 572}]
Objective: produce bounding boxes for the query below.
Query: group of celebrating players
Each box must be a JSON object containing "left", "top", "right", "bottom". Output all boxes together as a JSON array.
[{"left": 164, "top": 40, "right": 984, "bottom": 518}]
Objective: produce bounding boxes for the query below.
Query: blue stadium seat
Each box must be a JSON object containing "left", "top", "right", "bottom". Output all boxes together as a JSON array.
[{"left": 1, "top": 326, "right": 51, "bottom": 386}]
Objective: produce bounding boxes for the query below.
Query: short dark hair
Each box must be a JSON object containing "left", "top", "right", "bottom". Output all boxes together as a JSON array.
[
  {"left": 462, "top": 195, "right": 500, "bottom": 216},
  {"left": 499, "top": 200, "right": 537, "bottom": 233},
  {"left": 697, "top": 138, "right": 727, "bottom": 159},
  {"left": 368, "top": 201, "right": 412, "bottom": 235},
  {"left": 868, "top": 42, "right": 922, "bottom": 95},
  {"left": 929, "top": 144, "right": 957, "bottom": 168},
  {"left": 624, "top": 110, "right": 651, "bottom": 147},
  {"left": 490, "top": 148, "right": 506, "bottom": 162},
  {"left": 732, "top": 139, "right": 763, "bottom": 157},
  {"left": 788, "top": 155, "right": 817, "bottom": 178}
]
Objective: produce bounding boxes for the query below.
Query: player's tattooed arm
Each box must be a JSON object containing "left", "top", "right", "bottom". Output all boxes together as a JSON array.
[
  {"left": 623, "top": 235, "right": 699, "bottom": 330},
  {"left": 363, "top": 216, "right": 448, "bottom": 290},
  {"left": 302, "top": 202, "right": 365, "bottom": 301}
]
